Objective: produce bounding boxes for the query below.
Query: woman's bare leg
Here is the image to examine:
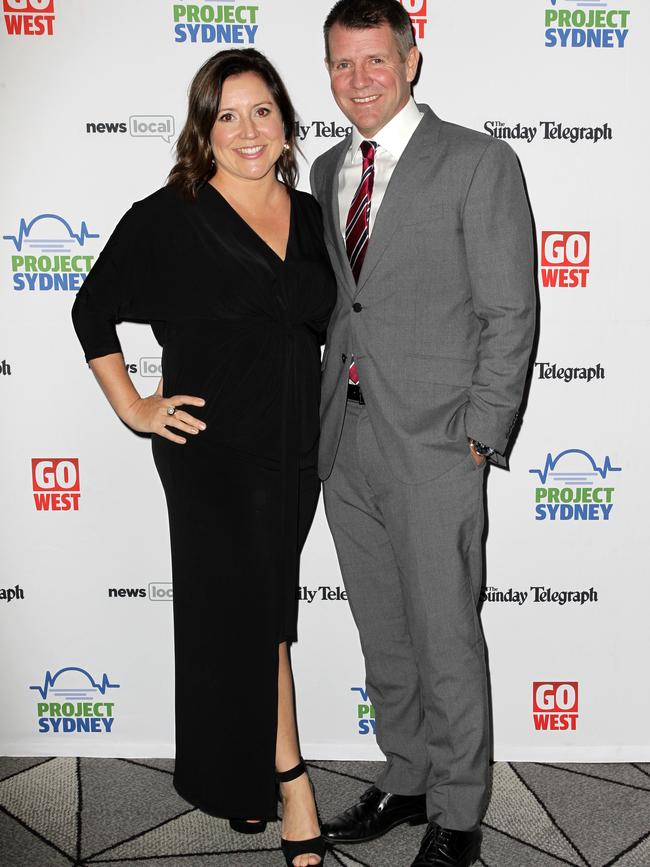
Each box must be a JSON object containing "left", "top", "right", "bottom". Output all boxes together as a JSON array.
[{"left": 276, "top": 641, "right": 322, "bottom": 867}]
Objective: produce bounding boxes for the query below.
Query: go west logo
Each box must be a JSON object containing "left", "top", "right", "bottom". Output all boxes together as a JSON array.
[
  {"left": 173, "top": 1, "right": 259, "bottom": 44},
  {"left": 3, "top": 214, "right": 98, "bottom": 292},
  {"left": 541, "top": 231, "right": 590, "bottom": 288},
  {"left": 3, "top": 0, "right": 54, "bottom": 36},
  {"left": 533, "top": 682, "right": 579, "bottom": 731},
  {"left": 400, "top": 0, "right": 427, "bottom": 39},
  {"left": 545, "top": 0, "right": 630, "bottom": 49},
  {"left": 30, "top": 666, "right": 119, "bottom": 734},
  {"left": 530, "top": 449, "right": 621, "bottom": 521},
  {"left": 32, "top": 458, "right": 80, "bottom": 511},
  {"left": 352, "top": 686, "right": 375, "bottom": 735}
]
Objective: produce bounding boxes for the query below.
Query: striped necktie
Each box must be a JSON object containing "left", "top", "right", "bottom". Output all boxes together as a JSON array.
[
  {"left": 345, "top": 139, "right": 377, "bottom": 283},
  {"left": 345, "top": 140, "right": 377, "bottom": 387}
]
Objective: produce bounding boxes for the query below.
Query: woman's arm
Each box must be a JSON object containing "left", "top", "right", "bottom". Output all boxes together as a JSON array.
[{"left": 89, "top": 352, "right": 206, "bottom": 445}]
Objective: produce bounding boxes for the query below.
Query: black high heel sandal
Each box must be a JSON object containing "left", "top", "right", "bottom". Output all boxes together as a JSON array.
[
  {"left": 228, "top": 818, "right": 267, "bottom": 834},
  {"left": 277, "top": 760, "right": 327, "bottom": 866}
]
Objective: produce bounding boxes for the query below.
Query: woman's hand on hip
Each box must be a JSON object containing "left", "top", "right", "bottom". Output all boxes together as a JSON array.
[{"left": 122, "top": 393, "right": 207, "bottom": 444}]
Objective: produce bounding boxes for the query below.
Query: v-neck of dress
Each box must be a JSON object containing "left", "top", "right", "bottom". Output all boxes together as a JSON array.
[{"left": 206, "top": 182, "right": 293, "bottom": 265}]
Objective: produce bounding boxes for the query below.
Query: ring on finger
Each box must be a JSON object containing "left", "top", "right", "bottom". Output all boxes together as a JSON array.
[{"left": 166, "top": 406, "right": 176, "bottom": 416}]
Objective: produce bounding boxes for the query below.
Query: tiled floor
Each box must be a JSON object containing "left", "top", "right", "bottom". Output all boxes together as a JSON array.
[{"left": 1, "top": 757, "right": 649, "bottom": 866}]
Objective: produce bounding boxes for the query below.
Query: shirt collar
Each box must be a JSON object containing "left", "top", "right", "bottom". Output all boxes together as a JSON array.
[{"left": 350, "top": 97, "right": 423, "bottom": 161}]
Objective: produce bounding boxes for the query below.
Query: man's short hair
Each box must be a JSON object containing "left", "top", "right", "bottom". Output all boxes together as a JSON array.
[{"left": 324, "top": 0, "right": 416, "bottom": 62}]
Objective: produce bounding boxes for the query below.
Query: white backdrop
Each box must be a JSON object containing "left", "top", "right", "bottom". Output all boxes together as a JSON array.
[{"left": 1, "top": 0, "right": 649, "bottom": 763}]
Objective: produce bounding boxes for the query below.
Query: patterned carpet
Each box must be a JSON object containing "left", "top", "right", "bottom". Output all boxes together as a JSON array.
[{"left": 1, "top": 758, "right": 649, "bottom": 866}]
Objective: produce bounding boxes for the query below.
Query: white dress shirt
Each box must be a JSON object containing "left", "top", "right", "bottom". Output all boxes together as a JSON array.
[{"left": 337, "top": 97, "right": 423, "bottom": 238}]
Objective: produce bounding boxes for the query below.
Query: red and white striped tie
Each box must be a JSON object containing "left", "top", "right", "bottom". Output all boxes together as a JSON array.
[
  {"left": 345, "top": 139, "right": 377, "bottom": 282},
  {"left": 345, "top": 140, "right": 377, "bottom": 385}
]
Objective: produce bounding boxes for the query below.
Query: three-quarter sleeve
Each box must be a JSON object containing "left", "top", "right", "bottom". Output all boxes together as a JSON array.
[{"left": 71, "top": 201, "right": 154, "bottom": 362}]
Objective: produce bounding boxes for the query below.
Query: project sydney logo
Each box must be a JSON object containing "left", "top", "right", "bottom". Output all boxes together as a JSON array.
[
  {"left": 352, "top": 686, "right": 375, "bottom": 735},
  {"left": 3, "top": 213, "right": 98, "bottom": 292},
  {"left": 172, "top": 0, "right": 259, "bottom": 44},
  {"left": 530, "top": 449, "right": 621, "bottom": 521},
  {"left": 545, "top": 0, "right": 631, "bottom": 49},
  {"left": 30, "top": 666, "right": 120, "bottom": 734}
]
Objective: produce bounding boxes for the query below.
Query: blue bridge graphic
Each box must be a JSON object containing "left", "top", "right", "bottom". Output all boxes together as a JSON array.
[
  {"left": 550, "top": 0, "right": 610, "bottom": 6},
  {"left": 30, "top": 667, "right": 120, "bottom": 701},
  {"left": 529, "top": 449, "right": 621, "bottom": 486},
  {"left": 3, "top": 214, "right": 99, "bottom": 255}
]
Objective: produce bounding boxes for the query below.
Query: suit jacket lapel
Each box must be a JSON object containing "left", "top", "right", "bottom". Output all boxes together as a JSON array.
[
  {"left": 355, "top": 106, "right": 442, "bottom": 297},
  {"left": 322, "top": 137, "right": 356, "bottom": 299}
]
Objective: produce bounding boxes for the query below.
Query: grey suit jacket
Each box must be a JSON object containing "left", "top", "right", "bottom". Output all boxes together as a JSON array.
[{"left": 310, "top": 105, "right": 536, "bottom": 484}]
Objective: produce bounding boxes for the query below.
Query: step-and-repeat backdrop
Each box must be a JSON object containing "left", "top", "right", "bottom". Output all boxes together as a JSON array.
[{"left": 1, "top": 0, "right": 648, "bottom": 762}]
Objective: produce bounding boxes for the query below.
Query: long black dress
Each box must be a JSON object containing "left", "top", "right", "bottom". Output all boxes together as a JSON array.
[{"left": 72, "top": 182, "right": 336, "bottom": 819}]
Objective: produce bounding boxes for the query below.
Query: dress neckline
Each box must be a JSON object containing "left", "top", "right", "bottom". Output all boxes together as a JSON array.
[{"left": 205, "top": 182, "right": 294, "bottom": 265}]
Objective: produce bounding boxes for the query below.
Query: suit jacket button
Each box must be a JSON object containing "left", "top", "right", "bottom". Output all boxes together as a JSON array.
[
  {"left": 352, "top": 302, "right": 362, "bottom": 312},
  {"left": 341, "top": 353, "right": 347, "bottom": 363}
]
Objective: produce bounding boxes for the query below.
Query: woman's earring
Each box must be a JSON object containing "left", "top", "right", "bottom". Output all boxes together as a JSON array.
[{"left": 282, "top": 142, "right": 290, "bottom": 152}]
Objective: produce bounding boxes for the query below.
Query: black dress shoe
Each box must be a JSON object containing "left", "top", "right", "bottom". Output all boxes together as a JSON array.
[
  {"left": 320, "top": 785, "right": 427, "bottom": 844},
  {"left": 410, "top": 823, "right": 482, "bottom": 866}
]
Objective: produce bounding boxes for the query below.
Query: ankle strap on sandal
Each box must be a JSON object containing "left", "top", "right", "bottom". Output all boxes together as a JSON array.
[{"left": 276, "top": 759, "right": 306, "bottom": 783}]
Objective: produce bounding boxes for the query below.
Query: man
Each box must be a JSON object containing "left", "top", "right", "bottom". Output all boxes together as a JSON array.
[{"left": 310, "top": 1, "right": 535, "bottom": 865}]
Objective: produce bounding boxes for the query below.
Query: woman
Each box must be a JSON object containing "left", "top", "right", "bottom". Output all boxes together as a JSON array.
[{"left": 72, "top": 49, "right": 335, "bottom": 867}]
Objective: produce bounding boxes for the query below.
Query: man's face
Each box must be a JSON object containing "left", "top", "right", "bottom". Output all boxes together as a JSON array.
[{"left": 326, "top": 22, "right": 420, "bottom": 138}]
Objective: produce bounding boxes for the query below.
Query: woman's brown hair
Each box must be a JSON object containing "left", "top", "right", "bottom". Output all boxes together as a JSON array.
[{"left": 168, "top": 48, "right": 298, "bottom": 198}]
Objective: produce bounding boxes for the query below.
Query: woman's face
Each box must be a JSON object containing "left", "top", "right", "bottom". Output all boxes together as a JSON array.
[{"left": 210, "top": 71, "right": 285, "bottom": 184}]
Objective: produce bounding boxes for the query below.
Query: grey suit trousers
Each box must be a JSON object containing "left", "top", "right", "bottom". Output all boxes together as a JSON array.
[{"left": 324, "top": 400, "right": 490, "bottom": 830}]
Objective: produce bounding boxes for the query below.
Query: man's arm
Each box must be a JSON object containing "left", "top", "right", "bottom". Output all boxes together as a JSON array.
[{"left": 462, "top": 140, "right": 536, "bottom": 457}]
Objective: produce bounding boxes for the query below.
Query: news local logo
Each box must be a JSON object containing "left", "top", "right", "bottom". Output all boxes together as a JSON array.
[
  {"left": 530, "top": 449, "right": 621, "bottom": 521},
  {"left": 173, "top": 1, "right": 259, "bottom": 44},
  {"left": 352, "top": 686, "right": 375, "bottom": 735},
  {"left": 400, "top": 0, "right": 427, "bottom": 39},
  {"left": 140, "top": 357, "right": 162, "bottom": 377},
  {"left": 123, "top": 358, "right": 163, "bottom": 377},
  {"left": 541, "top": 231, "right": 590, "bottom": 288},
  {"left": 3, "top": 214, "right": 98, "bottom": 292},
  {"left": 3, "top": 0, "right": 54, "bottom": 36},
  {"left": 32, "top": 459, "right": 80, "bottom": 511},
  {"left": 107, "top": 583, "right": 173, "bottom": 601},
  {"left": 533, "top": 682, "right": 578, "bottom": 731},
  {"left": 545, "top": 0, "right": 630, "bottom": 49},
  {"left": 86, "top": 116, "right": 175, "bottom": 144},
  {"left": 30, "top": 666, "right": 119, "bottom": 734}
]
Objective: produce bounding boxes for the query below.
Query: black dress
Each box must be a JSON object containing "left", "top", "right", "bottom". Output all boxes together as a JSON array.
[{"left": 72, "top": 183, "right": 336, "bottom": 819}]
